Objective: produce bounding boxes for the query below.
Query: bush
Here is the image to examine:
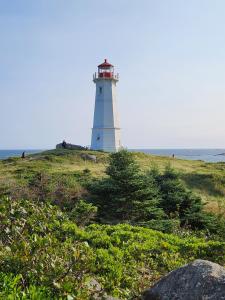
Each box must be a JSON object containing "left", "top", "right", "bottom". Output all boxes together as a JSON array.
[
  {"left": 0, "top": 197, "right": 224, "bottom": 299},
  {"left": 149, "top": 165, "right": 209, "bottom": 230},
  {"left": 69, "top": 199, "right": 97, "bottom": 226},
  {"left": 0, "top": 197, "right": 94, "bottom": 299},
  {"left": 0, "top": 273, "right": 52, "bottom": 299}
]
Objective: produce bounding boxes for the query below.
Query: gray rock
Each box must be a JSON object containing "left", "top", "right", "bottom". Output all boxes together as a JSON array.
[
  {"left": 215, "top": 152, "right": 225, "bottom": 156},
  {"left": 87, "top": 278, "right": 102, "bottom": 292},
  {"left": 87, "top": 279, "right": 119, "bottom": 300},
  {"left": 143, "top": 259, "right": 225, "bottom": 300},
  {"left": 103, "top": 296, "right": 120, "bottom": 300},
  {"left": 56, "top": 142, "right": 86, "bottom": 150},
  {"left": 81, "top": 153, "right": 97, "bottom": 162}
]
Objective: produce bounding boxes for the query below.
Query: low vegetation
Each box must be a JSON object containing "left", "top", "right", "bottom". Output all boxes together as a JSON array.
[
  {"left": 1, "top": 197, "right": 224, "bottom": 299},
  {"left": 0, "top": 149, "right": 225, "bottom": 298}
]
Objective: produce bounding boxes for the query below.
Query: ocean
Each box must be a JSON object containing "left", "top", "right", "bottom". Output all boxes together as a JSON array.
[
  {"left": 131, "top": 149, "right": 225, "bottom": 163},
  {"left": 1, "top": 149, "right": 225, "bottom": 163},
  {"left": 0, "top": 150, "right": 42, "bottom": 160}
]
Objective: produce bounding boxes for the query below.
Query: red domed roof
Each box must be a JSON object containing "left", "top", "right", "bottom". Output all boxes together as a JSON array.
[{"left": 98, "top": 59, "right": 114, "bottom": 68}]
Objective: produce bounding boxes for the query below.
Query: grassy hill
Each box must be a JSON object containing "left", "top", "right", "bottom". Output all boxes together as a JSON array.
[
  {"left": 0, "top": 149, "right": 225, "bottom": 299},
  {"left": 1, "top": 149, "right": 225, "bottom": 215}
]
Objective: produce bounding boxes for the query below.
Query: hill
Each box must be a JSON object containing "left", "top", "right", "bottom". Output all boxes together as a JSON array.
[{"left": 0, "top": 149, "right": 224, "bottom": 215}]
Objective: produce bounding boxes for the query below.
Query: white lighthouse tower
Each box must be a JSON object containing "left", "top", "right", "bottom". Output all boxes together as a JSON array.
[{"left": 91, "top": 59, "right": 121, "bottom": 152}]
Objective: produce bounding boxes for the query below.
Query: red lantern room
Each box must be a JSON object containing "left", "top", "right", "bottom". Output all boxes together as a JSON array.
[
  {"left": 98, "top": 59, "right": 114, "bottom": 78},
  {"left": 93, "top": 59, "right": 119, "bottom": 82}
]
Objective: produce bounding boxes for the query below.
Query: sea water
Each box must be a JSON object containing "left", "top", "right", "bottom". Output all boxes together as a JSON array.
[
  {"left": 0, "top": 150, "right": 42, "bottom": 160},
  {"left": 130, "top": 149, "right": 225, "bottom": 163}
]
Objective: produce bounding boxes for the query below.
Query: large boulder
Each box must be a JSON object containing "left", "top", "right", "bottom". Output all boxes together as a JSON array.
[
  {"left": 81, "top": 153, "right": 97, "bottom": 162},
  {"left": 143, "top": 259, "right": 225, "bottom": 300}
]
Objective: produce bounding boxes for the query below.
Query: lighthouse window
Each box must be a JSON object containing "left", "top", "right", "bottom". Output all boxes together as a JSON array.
[{"left": 99, "top": 87, "right": 102, "bottom": 94}]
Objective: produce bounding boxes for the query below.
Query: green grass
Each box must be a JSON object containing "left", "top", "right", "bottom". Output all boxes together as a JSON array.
[
  {"left": 1, "top": 149, "right": 225, "bottom": 214},
  {"left": 133, "top": 152, "right": 225, "bottom": 214}
]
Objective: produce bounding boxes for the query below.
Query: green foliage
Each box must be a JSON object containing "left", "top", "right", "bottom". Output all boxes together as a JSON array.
[
  {"left": 1, "top": 147, "right": 225, "bottom": 215},
  {"left": 0, "top": 197, "right": 94, "bottom": 299},
  {"left": 88, "top": 150, "right": 164, "bottom": 223},
  {"left": 69, "top": 199, "right": 97, "bottom": 226},
  {"left": 149, "top": 165, "right": 219, "bottom": 231},
  {"left": 0, "top": 168, "right": 88, "bottom": 213},
  {"left": 0, "top": 149, "right": 225, "bottom": 298},
  {"left": 0, "top": 272, "right": 52, "bottom": 299},
  {"left": 1, "top": 197, "right": 224, "bottom": 299},
  {"left": 28, "top": 172, "right": 52, "bottom": 202},
  {"left": 88, "top": 152, "right": 225, "bottom": 236}
]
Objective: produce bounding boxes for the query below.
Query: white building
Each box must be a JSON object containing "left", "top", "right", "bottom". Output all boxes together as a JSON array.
[{"left": 91, "top": 59, "right": 121, "bottom": 152}]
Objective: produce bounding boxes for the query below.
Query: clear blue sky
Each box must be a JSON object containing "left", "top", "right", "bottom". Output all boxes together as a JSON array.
[{"left": 1, "top": 0, "right": 225, "bottom": 149}]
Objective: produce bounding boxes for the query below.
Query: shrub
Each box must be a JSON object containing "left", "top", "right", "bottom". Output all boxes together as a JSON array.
[
  {"left": 0, "top": 197, "right": 224, "bottom": 299},
  {"left": 149, "top": 165, "right": 208, "bottom": 230},
  {"left": 69, "top": 199, "right": 97, "bottom": 226},
  {"left": 0, "top": 273, "right": 52, "bottom": 299}
]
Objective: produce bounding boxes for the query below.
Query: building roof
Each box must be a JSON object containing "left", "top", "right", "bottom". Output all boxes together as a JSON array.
[{"left": 98, "top": 59, "right": 114, "bottom": 68}]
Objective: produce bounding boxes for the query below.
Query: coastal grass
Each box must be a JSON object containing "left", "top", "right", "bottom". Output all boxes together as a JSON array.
[{"left": 0, "top": 149, "right": 225, "bottom": 214}]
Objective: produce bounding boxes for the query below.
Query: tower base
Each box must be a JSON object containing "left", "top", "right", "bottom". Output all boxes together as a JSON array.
[{"left": 91, "top": 128, "right": 121, "bottom": 152}]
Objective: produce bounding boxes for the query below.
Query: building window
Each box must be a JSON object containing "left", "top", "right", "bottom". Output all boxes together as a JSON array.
[
  {"left": 99, "top": 87, "right": 102, "bottom": 94},
  {"left": 97, "top": 135, "right": 100, "bottom": 140}
]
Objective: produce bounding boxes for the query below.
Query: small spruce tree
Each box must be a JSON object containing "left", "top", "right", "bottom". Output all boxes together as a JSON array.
[
  {"left": 88, "top": 150, "right": 164, "bottom": 223},
  {"left": 150, "top": 165, "right": 207, "bottom": 229}
]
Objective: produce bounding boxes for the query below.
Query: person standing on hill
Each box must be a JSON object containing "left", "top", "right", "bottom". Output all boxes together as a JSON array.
[{"left": 62, "top": 140, "right": 67, "bottom": 149}]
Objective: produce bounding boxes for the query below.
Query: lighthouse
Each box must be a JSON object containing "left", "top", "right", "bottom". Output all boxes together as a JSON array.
[{"left": 91, "top": 59, "right": 121, "bottom": 152}]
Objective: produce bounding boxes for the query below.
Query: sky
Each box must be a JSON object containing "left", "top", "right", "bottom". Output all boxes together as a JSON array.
[{"left": 1, "top": 0, "right": 225, "bottom": 149}]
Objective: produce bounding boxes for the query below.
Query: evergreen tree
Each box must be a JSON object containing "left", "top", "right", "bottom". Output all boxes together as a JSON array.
[
  {"left": 150, "top": 165, "right": 206, "bottom": 229},
  {"left": 88, "top": 150, "right": 164, "bottom": 223}
]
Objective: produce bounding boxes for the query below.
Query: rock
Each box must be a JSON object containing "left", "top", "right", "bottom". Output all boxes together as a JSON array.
[
  {"left": 81, "top": 153, "right": 97, "bottom": 162},
  {"left": 103, "top": 296, "right": 120, "bottom": 300},
  {"left": 87, "top": 278, "right": 120, "bottom": 300},
  {"left": 216, "top": 153, "right": 225, "bottom": 156},
  {"left": 95, "top": 295, "right": 120, "bottom": 300},
  {"left": 143, "top": 259, "right": 225, "bottom": 300},
  {"left": 96, "top": 295, "right": 120, "bottom": 300},
  {"left": 56, "top": 142, "right": 86, "bottom": 150},
  {"left": 87, "top": 278, "right": 102, "bottom": 292}
]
